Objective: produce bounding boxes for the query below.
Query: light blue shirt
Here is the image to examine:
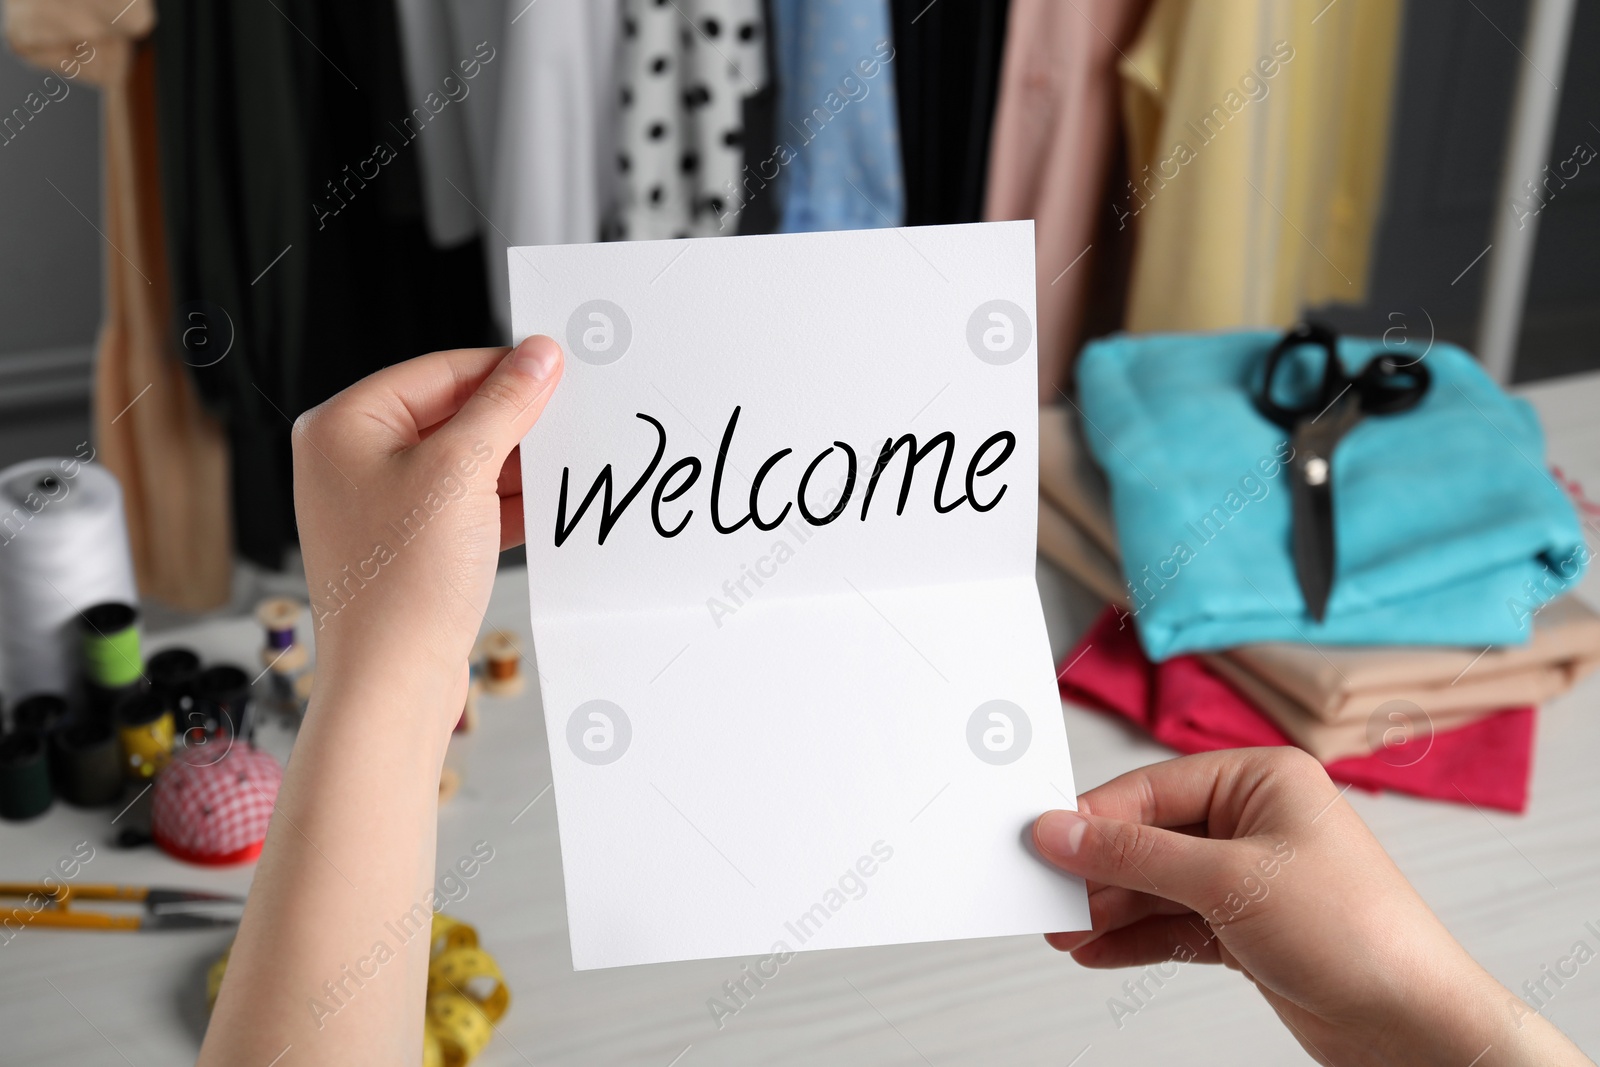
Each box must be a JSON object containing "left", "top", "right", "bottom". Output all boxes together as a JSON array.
[{"left": 771, "top": 0, "right": 904, "bottom": 232}]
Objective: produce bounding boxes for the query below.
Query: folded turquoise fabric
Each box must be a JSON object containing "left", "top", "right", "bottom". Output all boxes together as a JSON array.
[
  {"left": 771, "top": 0, "right": 904, "bottom": 232},
  {"left": 1076, "top": 331, "right": 1588, "bottom": 661}
]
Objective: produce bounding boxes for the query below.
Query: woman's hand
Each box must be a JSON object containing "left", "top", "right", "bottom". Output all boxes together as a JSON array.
[
  {"left": 291, "top": 336, "right": 562, "bottom": 740},
  {"left": 1034, "top": 748, "right": 1591, "bottom": 1066},
  {"left": 202, "top": 338, "right": 562, "bottom": 1066}
]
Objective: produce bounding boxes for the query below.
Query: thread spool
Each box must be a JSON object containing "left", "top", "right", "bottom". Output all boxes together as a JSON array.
[
  {"left": 12, "top": 693, "right": 69, "bottom": 737},
  {"left": 479, "top": 632, "right": 526, "bottom": 697},
  {"left": 0, "top": 460, "right": 138, "bottom": 698},
  {"left": 182, "top": 697, "right": 227, "bottom": 745},
  {"left": 50, "top": 716, "right": 124, "bottom": 807},
  {"left": 196, "top": 664, "right": 253, "bottom": 740},
  {"left": 256, "top": 598, "right": 309, "bottom": 673},
  {"left": 82, "top": 604, "right": 146, "bottom": 720},
  {"left": 0, "top": 731, "right": 53, "bottom": 820},
  {"left": 79, "top": 601, "right": 142, "bottom": 688},
  {"left": 86, "top": 678, "right": 145, "bottom": 726},
  {"left": 115, "top": 691, "right": 176, "bottom": 780},
  {"left": 146, "top": 648, "right": 202, "bottom": 712}
]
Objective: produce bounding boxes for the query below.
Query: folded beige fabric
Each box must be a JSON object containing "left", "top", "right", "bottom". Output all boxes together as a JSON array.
[
  {"left": 1204, "top": 652, "right": 1545, "bottom": 763},
  {"left": 1037, "top": 498, "right": 1127, "bottom": 608},
  {"left": 1038, "top": 405, "right": 1600, "bottom": 749},
  {"left": 1215, "top": 594, "right": 1600, "bottom": 722},
  {"left": 1039, "top": 404, "right": 1119, "bottom": 556}
]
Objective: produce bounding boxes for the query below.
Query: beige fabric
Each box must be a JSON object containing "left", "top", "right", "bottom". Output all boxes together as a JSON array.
[
  {"left": 1038, "top": 405, "right": 1600, "bottom": 736},
  {"left": 1222, "top": 595, "right": 1600, "bottom": 723},
  {"left": 7, "top": 0, "right": 232, "bottom": 609},
  {"left": 93, "top": 41, "right": 233, "bottom": 610},
  {"left": 2, "top": 0, "right": 153, "bottom": 83},
  {"left": 1207, "top": 654, "right": 1521, "bottom": 763},
  {"left": 1039, "top": 405, "right": 1118, "bottom": 555},
  {"left": 1037, "top": 499, "right": 1127, "bottom": 608}
]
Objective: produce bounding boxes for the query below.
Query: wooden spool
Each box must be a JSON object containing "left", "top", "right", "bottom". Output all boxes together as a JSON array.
[
  {"left": 256, "top": 597, "right": 308, "bottom": 672},
  {"left": 479, "top": 631, "right": 525, "bottom": 697}
]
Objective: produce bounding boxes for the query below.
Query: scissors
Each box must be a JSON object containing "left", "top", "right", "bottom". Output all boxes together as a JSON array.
[
  {"left": 0, "top": 883, "right": 245, "bottom": 931},
  {"left": 1254, "top": 322, "right": 1431, "bottom": 622}
]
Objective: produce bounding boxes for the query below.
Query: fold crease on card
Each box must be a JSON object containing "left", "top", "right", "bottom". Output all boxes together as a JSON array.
[{"left": 512, "top": 222, "right": 1089, "bottom": 970}]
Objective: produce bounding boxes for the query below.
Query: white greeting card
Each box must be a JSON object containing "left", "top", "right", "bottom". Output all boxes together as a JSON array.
[{"left": 513, "top": 221, "right": 1088, "bottom": 970}]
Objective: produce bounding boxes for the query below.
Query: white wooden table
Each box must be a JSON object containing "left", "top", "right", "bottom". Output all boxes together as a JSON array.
[{"left": 4, "top": 372, "right": 1599, "bottom": 1066}]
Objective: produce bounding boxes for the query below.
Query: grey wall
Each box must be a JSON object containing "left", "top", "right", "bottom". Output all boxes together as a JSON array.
[
  {"left": 1308, "top": 0, "right": 1598, "bottom": 383},
  {"left": 0, "top": 45, "right": 99, "bottom": 464},
  {"left": 1517, "top": 0, "right": 1600, "bottom": 381}
]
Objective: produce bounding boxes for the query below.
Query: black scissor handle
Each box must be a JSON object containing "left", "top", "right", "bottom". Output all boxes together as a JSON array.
[
  {"left": 1353, "top": 352, "right": 1431, "bottom": 415},
  {"left": 1255, "top": 321, "right": 1344, "bottom": 430}
]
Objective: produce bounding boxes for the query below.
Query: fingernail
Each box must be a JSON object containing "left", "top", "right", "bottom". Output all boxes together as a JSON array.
[
  {"left": 1045, "top": 930, "right": 1099, "bottom": 953},
  {"left": 515, "top": 337, "right": 561, "bottom": 381},
  {"left": 1037, "top": 810, "right": 1088, "bottom": 857}
]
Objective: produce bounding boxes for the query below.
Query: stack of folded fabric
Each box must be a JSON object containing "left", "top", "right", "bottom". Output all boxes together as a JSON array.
[{"left": 1042, "top": 330, "right": 1599, "bottom": 812}]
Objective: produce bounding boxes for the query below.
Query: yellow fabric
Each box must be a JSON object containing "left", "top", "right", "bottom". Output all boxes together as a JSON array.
[
  {"left": 207, "top": 914, "right": 509, "bottom": 1067},
  {"left": 1118, "top": 0, "right": 1401, "bottom": 332}
]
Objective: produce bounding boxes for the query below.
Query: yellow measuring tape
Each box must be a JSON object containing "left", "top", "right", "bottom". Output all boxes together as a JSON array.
[
  {"left": 206, "top": 913, "right": 509, "bottom": 1066},
  {"left": 422, "top": 914, "right": 509, "bottom": 1067}
]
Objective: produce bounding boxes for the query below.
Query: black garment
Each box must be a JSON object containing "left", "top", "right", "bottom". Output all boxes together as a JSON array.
[
  {"left": 889, "top": 0, "right": 1010, "bottom": 226},
  {"left": 152, "top": 0, "right": 494, "bottom": 568},
  {"left": 735, "top": 0, "right": 780, "bottom": 236}
]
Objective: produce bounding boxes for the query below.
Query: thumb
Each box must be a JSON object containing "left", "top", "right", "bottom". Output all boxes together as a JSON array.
[
  {"left": 440, "top": 335, "right": 563, "bottom": 460},
  {"left": 1033, "top": 809, "right": 1242, "bottom": 915}
]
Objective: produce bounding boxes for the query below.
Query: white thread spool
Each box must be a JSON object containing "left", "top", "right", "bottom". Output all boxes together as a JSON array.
[{"left": 0, "top": 459, "right": 138, "bottom": 699}]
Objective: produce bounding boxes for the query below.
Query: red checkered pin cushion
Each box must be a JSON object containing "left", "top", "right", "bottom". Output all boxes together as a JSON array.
[{"left": 152, "top": 744, "right": 282, "bottom": 865}]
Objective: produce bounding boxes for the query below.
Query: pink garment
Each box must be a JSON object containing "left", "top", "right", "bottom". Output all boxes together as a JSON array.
[
  {"left": 983, "top": 0, "right": 1149, "bottom": 400},
  {"left": 1059, "top": 608, "right": 1537, "bottom": 814}
]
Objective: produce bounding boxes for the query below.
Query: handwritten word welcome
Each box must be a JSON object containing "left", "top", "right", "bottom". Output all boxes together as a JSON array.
[{"left": 553, "top": 407, "right": 1016, "bottom": 546}]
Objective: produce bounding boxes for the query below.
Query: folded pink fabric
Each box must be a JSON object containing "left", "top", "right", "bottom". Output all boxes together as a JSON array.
[{"left": 1059, "top": 608, "right": 1537, "bottom": 813}]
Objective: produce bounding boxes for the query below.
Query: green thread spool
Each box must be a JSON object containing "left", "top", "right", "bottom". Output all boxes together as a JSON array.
[
  {"left": 0, "top": 731, "right": 53, "bottom": 821},
  {"left": 80, "top": 602, "right": 143, "bottom": 689},
  {"left": 12, "top": 694, "right": 68, "bottom": 736},
  {"left": 50, "top": 717, "right": 124, "bottom": 807}
]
